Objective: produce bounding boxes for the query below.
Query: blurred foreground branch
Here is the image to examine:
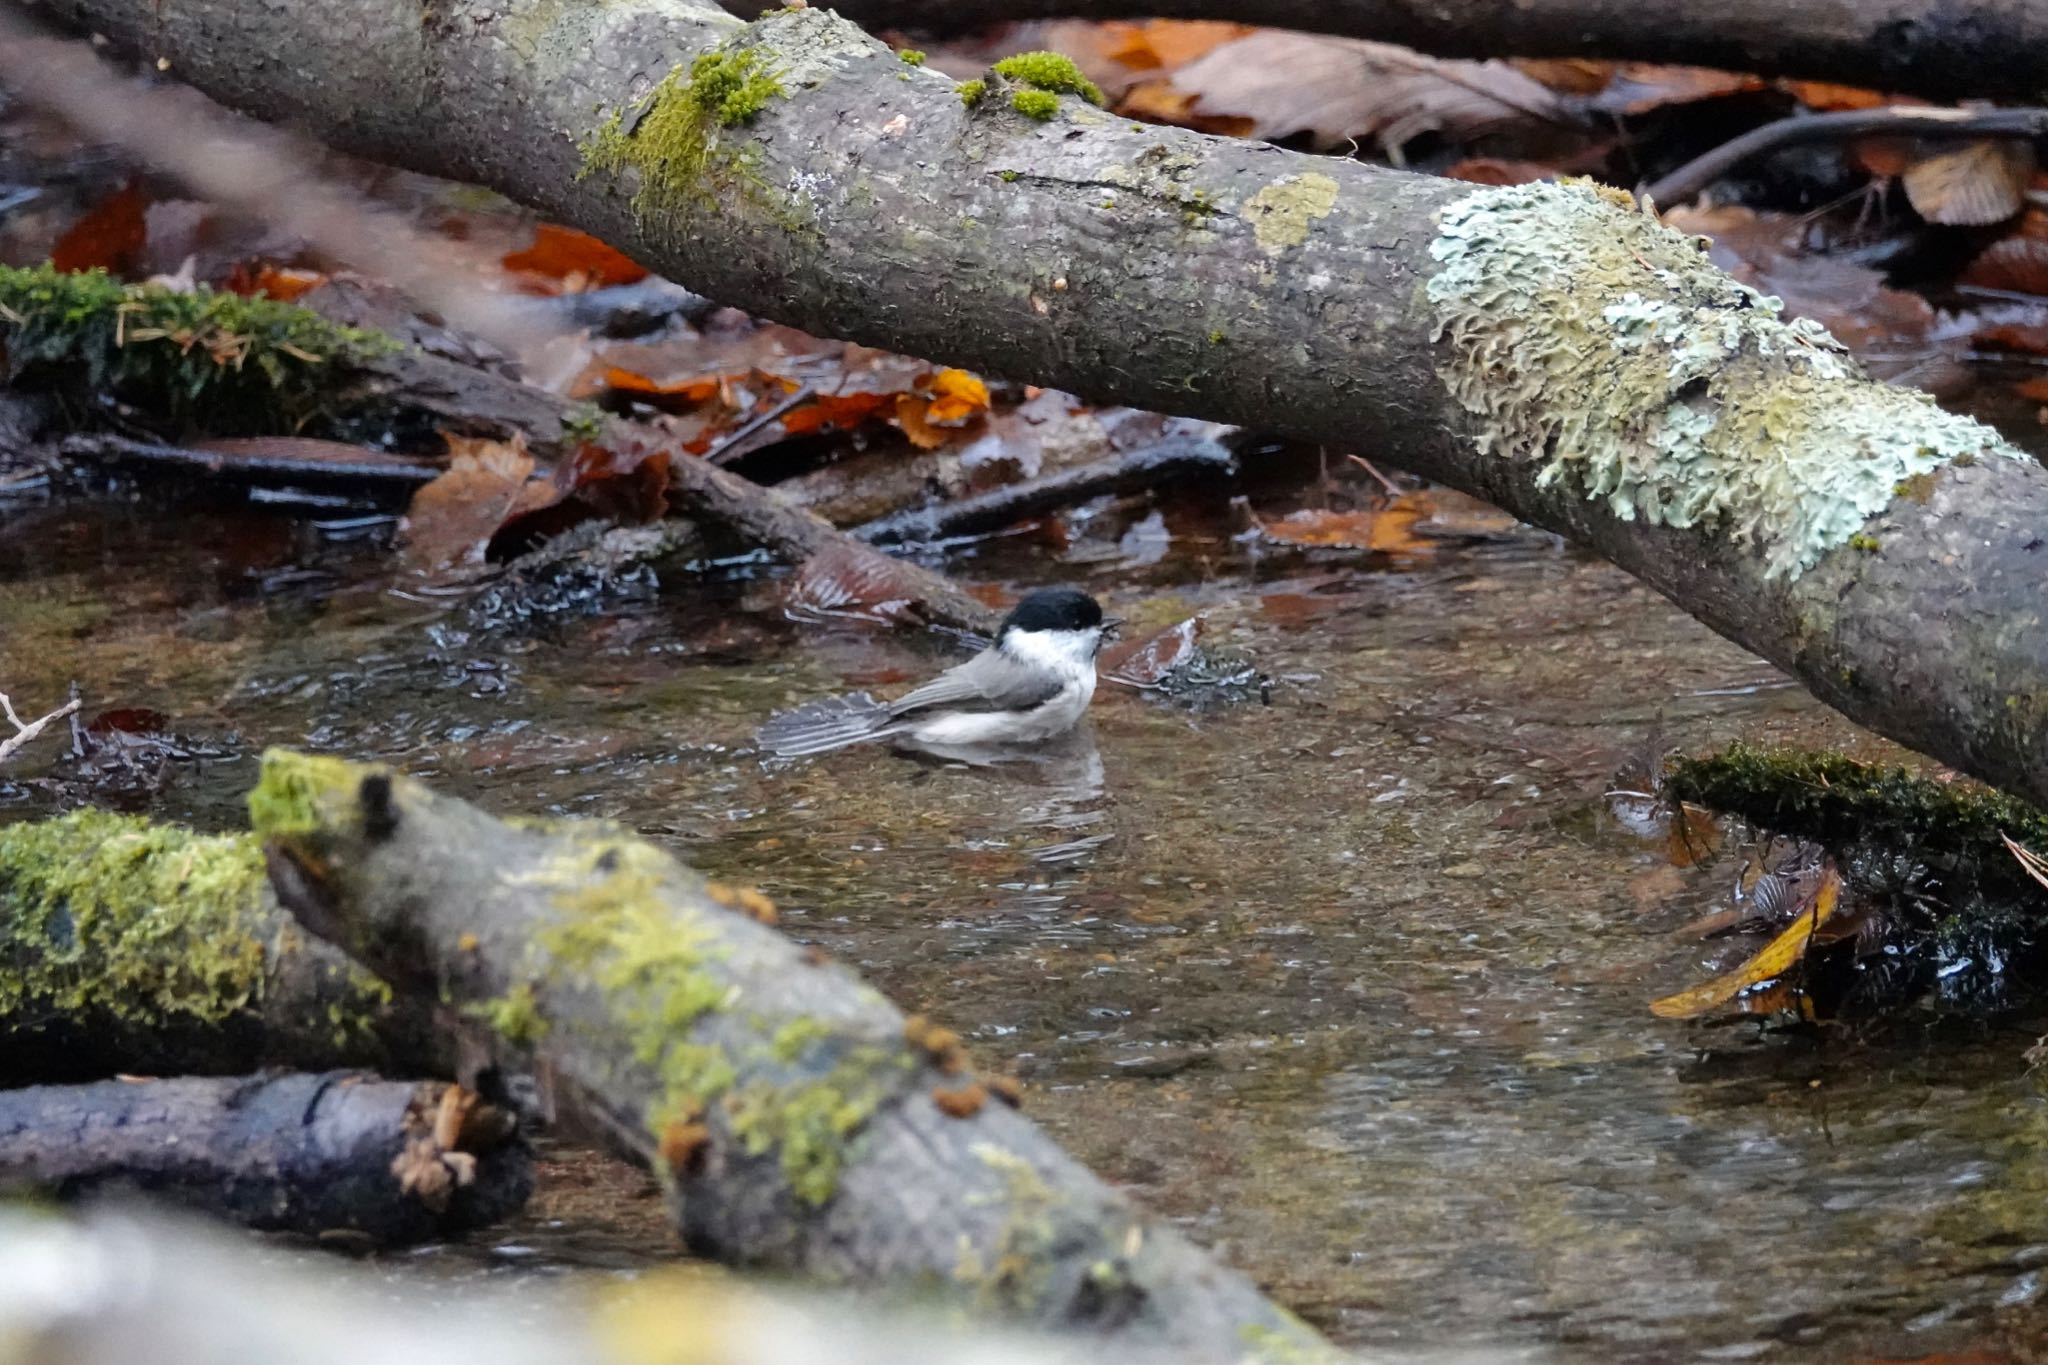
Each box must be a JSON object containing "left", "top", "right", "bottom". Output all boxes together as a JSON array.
[{"left": 0, "top": 1209, "right": 1192, "bottom": 1365}]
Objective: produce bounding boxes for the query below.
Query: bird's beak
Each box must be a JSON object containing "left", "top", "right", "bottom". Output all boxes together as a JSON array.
[{"left": 1101, "top": 616, "right": 1125, "bottom": 639}]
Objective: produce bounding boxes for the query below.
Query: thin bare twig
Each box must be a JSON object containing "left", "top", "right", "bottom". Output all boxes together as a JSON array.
[
  {"left": 1646, "top": 106, "right": 2048, "bottom": 207},
  {"left": 0, "top": 689, "right": 83, "bottom": 768}
]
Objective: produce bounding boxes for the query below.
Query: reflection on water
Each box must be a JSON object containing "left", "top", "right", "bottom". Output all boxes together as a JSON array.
[{"left": 6, "top": 492, "right": 2048, "bottom": 1362}]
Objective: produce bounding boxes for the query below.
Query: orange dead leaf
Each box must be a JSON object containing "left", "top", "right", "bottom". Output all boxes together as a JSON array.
[
  {"left": 503, "top": 224, "right": 648, "bottom": 288},
  {"left": 780, "top": 391, "right": 895, "bottom": 436},
  {"left": 1780, "top": 79, "right": 1892, "bottom": 111},
  {"left": 1603, "top": 65, "right": 1769, "bottom": 115},
  {"left": 1103, "top": 19, "right": 1251, "bottom": 70},
  {"left": 2015, "top": 376, "right": 2048, "bottom": 402},
  {"left": 1509, "top": 58, "right": 1618, "bottom": 94},
  {"left": 222, "top": 263, "right": 326, "bottom": 302},
  {"left": 925, "top": 368, "right": 991, "bottom": 424},
  {"left": 1650, "top": 867, "right": 1841, "bottom": 1019},
  {"left": 602, "top": 366, "right": 727, "bottom": 410},
  {"left": 50, "top": 181, "right": 150, "bottom": 276},
  {"left": 1104, "top": 617, "right": 1202, "bottom": 686},
  {"left": 486, "top": 436, "right": 672, "bottom": 559},
  {"left": 1255, "top": 495, "right": 1432, "bottom": 556},
  {"left": 894, "top": 394, "right": 948, "bottom": 450},
  {"left": 399, "top": 434, "right": 544, "bottom": 576}
]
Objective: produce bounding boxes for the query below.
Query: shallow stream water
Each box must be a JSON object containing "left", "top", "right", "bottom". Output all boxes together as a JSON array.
[{"left": 6, "top": 486, "right": 2048, "bottom": 1363}]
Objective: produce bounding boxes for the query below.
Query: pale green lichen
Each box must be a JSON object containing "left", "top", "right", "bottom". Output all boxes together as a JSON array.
[
  {"left": 726, "top": 1044, "right": 911, "bottom": 1205},
  {"left": 0, "top": 811, "right": 269, "bottom": 1026},
  {"left": 1244, "top": 173, "right": 1339, "bottom": 255},
  {"left": 954, "top": 1143, "right": 1064, "bottom": 1311},
  {"left": 1425, "top": 179, "right": 2024, "bottom": 579}
]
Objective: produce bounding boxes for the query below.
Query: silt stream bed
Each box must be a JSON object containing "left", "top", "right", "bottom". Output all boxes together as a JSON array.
[{"left": 6, "top": 485, "right": 2048, "bottom": 1364}]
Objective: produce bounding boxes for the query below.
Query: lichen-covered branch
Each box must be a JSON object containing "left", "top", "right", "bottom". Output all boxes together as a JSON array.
[
  {"left": 0, "top": 1073, "right": 531, "bottom": 1245},
  {"left": 757, "top": 0, "right": 2048, "bottom": 105},
  {"left": 0, "top": 809, "right": 437, "bottom": 1082},
  {"left": 249, "top": 749, "right": 1329, "bottom": 1359},
  {"left": 40, "top": 0, "right": 2048, "bottom": 804}
]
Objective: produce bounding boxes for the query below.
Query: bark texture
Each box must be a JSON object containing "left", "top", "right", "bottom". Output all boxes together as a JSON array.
[
  {"left": 0, "top": 810, "right": 438, "bottom": 1083},
  {"left": 0, "top": 1073, "right": 532, "bottom": 1245},
  {"left": 33, "top": 0, "right": 2048, "bottom": 804},
  {"left": 780, "top": 0, "right": 2048, "bottom": 104},
  {"left": 249, "top": 749, "right": 1330, "bottom": 1359}
]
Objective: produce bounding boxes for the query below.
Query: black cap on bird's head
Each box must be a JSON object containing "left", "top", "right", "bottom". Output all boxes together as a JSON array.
[{"left": 1000, "top": 587, "right": 1113, "bottom": 637}]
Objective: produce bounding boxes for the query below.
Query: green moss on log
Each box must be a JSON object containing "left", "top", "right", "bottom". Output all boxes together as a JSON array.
[
  {"left": 1425, "top": 180, "right": 2023, "bottom": 579},
  {"left": 1010, "top": 89, "right": 1060, "bottom": 121},
  {"left": 581, "top": 41, "right": 785, "bottom": 224},
  {"left": 1667, "top": 744, "right": 2048, "bottom": 892},
  {"left": 0, "top": 264, "right": 396, "bottom": 434},
  {"left": 990, "top": 52, "right": 1104, "bottom": 106},
  {"left": 1, "top": 811, "right": 269, "bottom": 1026},
  {"left": 248, "top": 748, "right": 913, "bottom": 1207}
]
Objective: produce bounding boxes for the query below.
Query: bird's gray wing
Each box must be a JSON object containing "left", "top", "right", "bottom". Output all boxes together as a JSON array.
[{"left": 885, "top": 650, "right": 1065, "bottom": 719}]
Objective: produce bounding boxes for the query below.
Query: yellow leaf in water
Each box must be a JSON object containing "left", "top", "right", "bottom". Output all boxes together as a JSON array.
[{"left": 1650, "top": 867, "right": 1840, "bottom": 1020}]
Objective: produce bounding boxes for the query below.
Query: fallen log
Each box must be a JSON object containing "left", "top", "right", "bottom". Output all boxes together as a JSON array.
[
  {"left": 0, "top": 1208, "right": 1193, "bottom": 1365},
  {"left": 784, "top": 0, "right": 2048, "bottom": 106},
  {"left": 0, "top": 1073, "right": 531, "bottom": 1246},
  {"left": 0, "top": 809, "right": 437, "bottom": 1083},
  {"left": 249, "top": 748, "right": 1330, "bottom": 1358},
  {"left": 47, "top": 0, "right": 2048, "bottom": 805}
]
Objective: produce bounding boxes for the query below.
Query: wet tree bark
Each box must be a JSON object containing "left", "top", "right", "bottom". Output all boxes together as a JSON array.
[
  {"left": 250, "top": 749, "right": 1330, "bottom": 1359},
  {"left": 0, "top": 811, "right": 439, "bottom": 1083},
  {"left": 793, "top": 0, "right": 2048, "bottom": 105},
  {"left": 0, "top": 1072, "right": 532, "bottom": 1245},
  {"left": 31, "top": 0, "right": 2048, "bottom": 806}
]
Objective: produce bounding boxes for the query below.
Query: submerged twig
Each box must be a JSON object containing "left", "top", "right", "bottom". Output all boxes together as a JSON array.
[{"left": 855, "top": 435, "right": 1237, "bottom": 545}]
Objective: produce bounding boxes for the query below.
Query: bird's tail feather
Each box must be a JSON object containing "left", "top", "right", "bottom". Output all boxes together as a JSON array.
[{"left": 755, "top": 692, "right": 899, "bottom": 757}]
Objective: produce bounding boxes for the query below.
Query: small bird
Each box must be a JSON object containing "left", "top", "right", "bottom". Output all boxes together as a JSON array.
[{"left": 757, "top": 587, "right": 1119, "bottom": 757}]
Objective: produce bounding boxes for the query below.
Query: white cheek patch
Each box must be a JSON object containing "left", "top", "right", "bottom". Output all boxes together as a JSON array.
[{"left": 1004, "top": 627, "right": 1102, "bottom": 680}]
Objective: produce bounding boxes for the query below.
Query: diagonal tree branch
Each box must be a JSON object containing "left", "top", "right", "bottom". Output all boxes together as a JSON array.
[{"left": 20, "top": 0, "right": 2048, "bottom": 806}]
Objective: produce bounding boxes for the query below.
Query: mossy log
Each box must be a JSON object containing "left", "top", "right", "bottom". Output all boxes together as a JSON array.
[
  {"left": 0, "top": 264, "right": 577, "bottom": 461},
  {"left": 1, "top": 1209, "right": 1197, "bottom": 1365},
  {"left": 0, "top": 810, "right": 439, "bottom": 1083},
  {"left": 1666, "top": 745, "right": 2048, "bottom": 1013},
  {"left": 44, "top": 0, "right": 2048, "bottom": 807},
  {"left": 249, "top": 749, "right": 1329, "bottom": 1359},
  {"left": 788, "top": 0, "right": 2048, "bottom": 105},
  {"left": 0, "top": 1072, "right": 531, "bottom": 1245}
]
